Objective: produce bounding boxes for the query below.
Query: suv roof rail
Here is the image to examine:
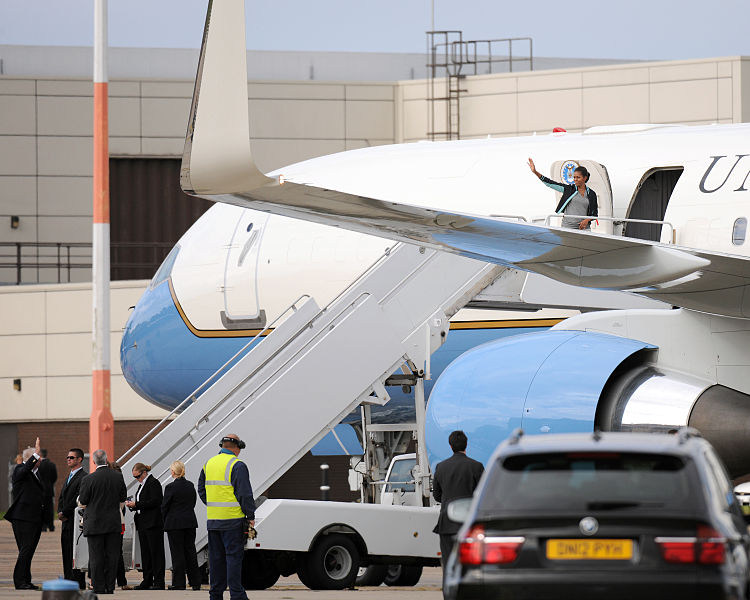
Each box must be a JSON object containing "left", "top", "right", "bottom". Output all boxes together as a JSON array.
[
  {"left": 508, "top": 428, "right": 524, "bottom": 445},
  {"left": 677, "top": 426, "right": 702, "bottom": 445}
]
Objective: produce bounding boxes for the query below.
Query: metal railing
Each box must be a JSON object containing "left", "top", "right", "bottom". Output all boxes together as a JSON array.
[
  {"left": 489, "top": 214, "right": 528, "bottom": 222},
  {"left": 544, "top": 214, "right": 676, "bottom": 244},
  {"left": 426, "top": 31, "right": 533, "bottom": 141},
  {"left": 0, "top": 241, "right": 174, "bottom": 284}
]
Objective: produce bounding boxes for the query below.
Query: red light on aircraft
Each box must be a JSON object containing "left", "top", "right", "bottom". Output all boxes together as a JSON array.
[{"left": 553, "top": 127, "right": 567, "bottom": 133}]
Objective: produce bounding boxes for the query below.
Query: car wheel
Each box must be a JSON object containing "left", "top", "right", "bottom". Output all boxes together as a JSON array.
[
  {"left": 241, "top": 551, "right": 280, "bottom": 590},
  {"left": 384, "top": 564, "right": 423, "bottom": 586},
  {"left": 355, "top": 564, "right": 388, "bottom": 586},
  {"left": 305, "top": 534, "right": 359, "bottom": 590}
]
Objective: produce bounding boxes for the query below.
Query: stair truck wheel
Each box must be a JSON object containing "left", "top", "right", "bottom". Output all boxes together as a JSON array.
[
  {"left": 241, "top": 551, "right": 281, "bottom": 590},
  {"left": 304, "top": 533, "right": 360, "bottom": 590},
  {"left": 295, "top": 555, "right": 317, "bottom": 589},
  {"left": 355, "top": 564, "right": 388, "bottom": 586},
  {"left": 384, "top": 563, "right": 423, "bottom": 586}
]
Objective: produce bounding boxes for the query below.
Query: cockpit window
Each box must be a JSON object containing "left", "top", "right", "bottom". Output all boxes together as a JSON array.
[
  {"left": 150, "top": 244, "right": 180, "bottom": 289},
  {"left": 732, "top": 218, "right": 747, "bottom": 245}
]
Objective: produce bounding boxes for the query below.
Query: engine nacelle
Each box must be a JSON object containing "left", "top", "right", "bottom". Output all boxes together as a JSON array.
[{"left": 425, "top": 329, "right": 750, "bottom": 477}]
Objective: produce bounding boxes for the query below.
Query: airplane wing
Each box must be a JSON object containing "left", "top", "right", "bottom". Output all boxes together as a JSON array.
[
  {"left": 224, "top": 182, "right": 750, "bottom": 318},
  {"left": 179, "top": 0, "right": 750, "bottom": 319}
]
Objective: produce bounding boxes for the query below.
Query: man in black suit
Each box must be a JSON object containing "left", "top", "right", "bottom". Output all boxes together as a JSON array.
[
  {"left": 38, "top": 448, "right": 58, "bottom": 532},
  {"left": 57, "top": 447, "right": 87, "bottom": 589},
  {"left": 432, "top": 430, "right": 484, "bottom": 577},
  {"left": 78, "top": 449, "right": 127, "bottom": 595},
  {"left": 4, "top": 437, "right": 45, "bottom": 590},
  {"left": 125, "top": 463, "right": 165, "bottom": 590}
]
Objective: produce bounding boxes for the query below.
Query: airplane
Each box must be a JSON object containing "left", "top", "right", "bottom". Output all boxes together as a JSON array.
[
  {"left": 120, "top": 203, "right": 571, "bottom": 417},
  {"left": 124, "top": 0, "right": 750, "bottom": 478}
]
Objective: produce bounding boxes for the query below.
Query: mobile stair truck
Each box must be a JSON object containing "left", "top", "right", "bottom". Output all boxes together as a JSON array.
[
  {"left": 73, "top": 238, "right": 648, "bottom": 589},
  {"left": 79, "top": 243, "right": 501, "bottom": 590}
]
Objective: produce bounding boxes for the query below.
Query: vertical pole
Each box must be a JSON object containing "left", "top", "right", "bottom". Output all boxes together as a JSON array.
[
  {"left": 414, "top": 375, "right": 431, "bottom": 503},
  {"left": 91, "top": 0, "right": 113, "bottom": 471}
]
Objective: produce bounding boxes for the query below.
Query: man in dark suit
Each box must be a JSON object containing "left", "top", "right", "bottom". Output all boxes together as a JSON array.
[
  {"left": 432, "top": 430, "right": 484, "bottom": 576},
  {"left": 125, "top": 463, "right": 165, "bottom": 590},
  {"left": 57, "top": 447, "right": 87, "bottom": 589},
  {"left": 4, "top": 437, "right": 45, "bottom": 590},
  {"left": 78, "top": 449, "right": 127, "bottom": 595},
  {"left": 38, "top": 448, "right": 58, "bottom": 532}
]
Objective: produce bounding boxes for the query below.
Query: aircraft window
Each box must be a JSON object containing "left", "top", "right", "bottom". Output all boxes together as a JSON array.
[
  {"left": 246, "top": 223, "right": 253, "bottom": 233},
  {"left": 732, "top": 218, "right": 747, "bottom": 245},
  {"left": 150, "top": 244, "right": 180, "bottom": 289}
]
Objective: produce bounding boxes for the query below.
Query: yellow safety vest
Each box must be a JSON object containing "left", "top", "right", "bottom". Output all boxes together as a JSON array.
[{"left": 203, "top": 452, "right": 245, "bottom": 520}]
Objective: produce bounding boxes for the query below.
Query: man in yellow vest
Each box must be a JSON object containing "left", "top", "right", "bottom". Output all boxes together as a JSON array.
[{"left": 198, "top": 434, "right": 256, "bottom": 600}]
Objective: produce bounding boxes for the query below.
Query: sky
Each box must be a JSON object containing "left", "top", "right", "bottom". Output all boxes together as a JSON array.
[{"left": 1, "top": 0, "right": 749, "bottom": 61}]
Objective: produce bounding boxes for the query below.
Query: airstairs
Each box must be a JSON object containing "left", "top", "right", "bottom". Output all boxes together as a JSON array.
[{"left": 116, "top": 243, "right": 504, "bottom": 559}]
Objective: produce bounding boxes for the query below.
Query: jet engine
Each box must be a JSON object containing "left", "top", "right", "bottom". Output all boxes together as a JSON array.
[{"left": 425, "top": 329, "right": 750, "bottom": 478}]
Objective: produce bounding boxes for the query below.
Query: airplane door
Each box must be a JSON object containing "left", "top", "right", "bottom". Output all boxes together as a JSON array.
[
  {"left": 550, "top": 160, "right": 614, "bottom": 235},
  {"left": 222, "top": 210, "right": 269, "bottom": 329}
]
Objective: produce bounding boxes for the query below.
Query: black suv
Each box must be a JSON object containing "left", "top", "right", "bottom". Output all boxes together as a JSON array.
[{"left": 443, "top": 429, "right": 750, "bottom": 600}]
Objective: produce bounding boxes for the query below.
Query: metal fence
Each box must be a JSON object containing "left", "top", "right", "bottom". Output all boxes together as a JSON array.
[{"left": 0, "top": 241, "right": 174, "bottom": 284}]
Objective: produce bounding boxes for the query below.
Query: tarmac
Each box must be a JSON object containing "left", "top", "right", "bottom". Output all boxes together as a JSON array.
[{"left": 0, "top": 521, "right": 443, "bottom": 599}]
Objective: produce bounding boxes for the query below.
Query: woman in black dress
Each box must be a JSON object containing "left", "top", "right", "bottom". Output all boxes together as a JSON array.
[{"left": 161, "top": 460, "right": 201, "bottom": 591}]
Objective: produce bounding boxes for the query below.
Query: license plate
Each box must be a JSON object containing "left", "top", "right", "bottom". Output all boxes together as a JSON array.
[{"left": 546, "top": 539, "right": 633, "bottom": 560}]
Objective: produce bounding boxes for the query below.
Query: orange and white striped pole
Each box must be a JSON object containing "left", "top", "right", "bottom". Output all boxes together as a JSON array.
[{"left": 91, "top": 0, "right": 114, "bottom": 470}]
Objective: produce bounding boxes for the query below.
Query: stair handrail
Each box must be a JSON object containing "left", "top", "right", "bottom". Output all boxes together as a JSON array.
[
  {"left": 117, "top": 293, "right": 312, "bottom": 465},
  {"left": 117, "top": 243, "right": 402, "bottom": 466}
]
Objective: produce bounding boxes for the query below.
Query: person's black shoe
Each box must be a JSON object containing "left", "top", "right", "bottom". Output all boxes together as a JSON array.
[
  {"left": 15, "top": 583, "right": 39, "bottom": 590},
  {"left": 134, "top": 583, "right": 152, "bottom": 590},
  {"left": 168, "top": 585, "right": 186, "bottom": 590},
  {"left": 192, "top": 585, "right": 201, "bottom": 591},
  {"left": 150, "top": 585, "right": 165, "bottom": 590}
]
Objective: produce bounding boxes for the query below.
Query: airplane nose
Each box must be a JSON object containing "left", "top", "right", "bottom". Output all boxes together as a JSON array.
[{"left": 121, "top": 279, "right": 252, "bottom": 412}]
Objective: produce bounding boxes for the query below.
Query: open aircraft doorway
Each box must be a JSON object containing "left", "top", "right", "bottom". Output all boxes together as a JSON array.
[
  {"left": 549, "top": 160, "right": 613, "bottom": 234},
  {"left": 625, "top": 167, "right": 683, "bottom": 242}
]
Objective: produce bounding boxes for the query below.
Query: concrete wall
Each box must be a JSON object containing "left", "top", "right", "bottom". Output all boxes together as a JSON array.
[
  {"left": 0, "top": 77, "right": 397, "bottom": 285},
  {"left": 400, "top": 56, "right": 750, "bottom": 142},
  {"left": 0, "top": 279, "right": 159, "bottom": 422}
]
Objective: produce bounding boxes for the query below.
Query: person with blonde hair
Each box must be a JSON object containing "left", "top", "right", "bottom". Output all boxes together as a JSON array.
[
  {"left": 161, "top": 460, "right": 201, "bottom": 590},
  {"left": 125, "top": 462, "right": 165, "bottom": 590}
]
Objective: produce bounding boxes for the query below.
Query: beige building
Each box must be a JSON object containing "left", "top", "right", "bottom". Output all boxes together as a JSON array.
[
  {"left": 1, "top": 50, "right": 749, "bottom": 508},
  {"left": 2, "top": 53, "right": 748, "bottom": 281}
]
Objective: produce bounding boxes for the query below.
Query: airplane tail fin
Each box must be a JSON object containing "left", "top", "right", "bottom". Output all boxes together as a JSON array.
[{"left": 181, "top": 0, "right": 272, "bottom": 195}]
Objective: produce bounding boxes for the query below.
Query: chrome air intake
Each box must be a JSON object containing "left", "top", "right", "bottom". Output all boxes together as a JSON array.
[
  {"left": 598, "top": 359, "right": 750, "bottom": 477},
  {"left": 601, "top": 365, "right": 709, "bottom": 433}
]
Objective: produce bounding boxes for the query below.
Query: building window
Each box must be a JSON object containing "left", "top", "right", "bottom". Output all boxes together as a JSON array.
[{"left": 732, "top": 217, "right": 747, "bottom": 246}]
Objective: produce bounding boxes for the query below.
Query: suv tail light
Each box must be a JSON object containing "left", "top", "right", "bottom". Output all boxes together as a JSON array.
[
  {"left": 655, "top": 525, "right": 726, "bottom": 565},
  {"left": 458, "top": 524, "right": 524, "bottom": 565}
]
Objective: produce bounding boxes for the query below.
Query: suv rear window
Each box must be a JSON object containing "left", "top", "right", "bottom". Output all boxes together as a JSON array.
[{"left": 478, "top": 452, "right": 699, "bottom": 516}]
